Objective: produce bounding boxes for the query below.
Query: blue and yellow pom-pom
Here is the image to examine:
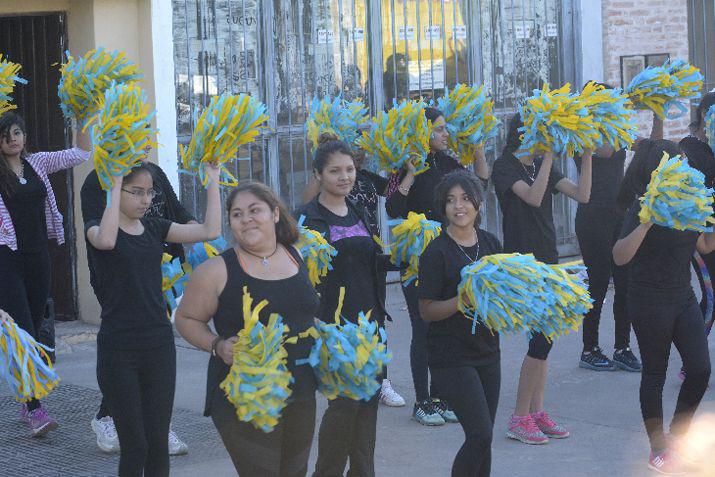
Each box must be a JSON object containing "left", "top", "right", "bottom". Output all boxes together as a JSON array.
[
  {"left": 302, "top": 288, "right": 391, "bottom": 401},
  {"left": 0, "top": 55, "right": 27, "bottom": 116},
  {"left": 579, "top": 81, "right": 638, "bottom": 151},
  {"left": 389, "top": 212, "right": 441, "bottom": 285},
  {"left": 639, "top": 153, "right": 715, "bottom": 232},
  {"left": 306, "top": 96, "right": 369, "bottom": 149},
  {"left": 664, "top": 59, "right": 704, "bottom": 107},
  {"left": 436, "top": 84, "right": 500, "bottom": 165},
  {"left": 219, "top": 287, "right": 294, "bottom": 433},
  {"left": 705, "top": 104, "right": 715, "bottom": 147},
  {"left": 625, "top": 60, "right": 702, "bottom": 120},
  {"left": 518, "top": 83, "right": 599, "bottom": 157},
  {"left": 357, "top": 100, "right": 431, "bottom": 174},
  {"left": 296, "top": 216, "right": 337, "bottom": 287},
  {"left": 186, "top": 237, "right": 228, "bottom": 272},
  {"left": 1, "top": 318, "right": 59, "bottom": 402},
  {"left": 180, "top": 92, "right": 268, "bottom": 188},
  {"left": 58, "top": 48, "right": 142, "bottom": 126},
  {"left": 89, "top": 82, "right": 157, "bottom": 195},
  {"left": 457, "top": 253, "right": 592, "bottom": 340},
  {"left": 161, "top": 253, "right": 189, "bottom": 321}
]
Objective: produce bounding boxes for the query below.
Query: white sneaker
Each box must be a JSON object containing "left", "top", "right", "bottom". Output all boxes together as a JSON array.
[
  {"left": 91, "top": 416, "right": 120, "bottom": 453},
  {"left": 169, "top": 427, "right": 189, "bottom": 455},
  {"left": 379, "top": 379, "right": 406, "bottom": 407}
]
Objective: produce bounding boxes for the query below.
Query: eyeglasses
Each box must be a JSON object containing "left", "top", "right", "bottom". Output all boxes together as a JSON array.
[{"left": 121, "top": 188, "right": 157, "bottom": 199}]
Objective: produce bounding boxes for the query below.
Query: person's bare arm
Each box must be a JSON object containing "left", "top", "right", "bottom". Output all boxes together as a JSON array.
[{"left": 511, "top": 152, "right": 554, "bottom": 207}]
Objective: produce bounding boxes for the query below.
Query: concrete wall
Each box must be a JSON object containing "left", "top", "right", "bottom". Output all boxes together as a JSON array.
[{"left": 601, "top": 0, "right": 691, "bottom": 140}]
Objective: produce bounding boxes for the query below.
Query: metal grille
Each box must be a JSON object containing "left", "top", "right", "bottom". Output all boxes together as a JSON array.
[
  {"left": 172, "top": 0, "right": 580, "bottom": 249},
  {"left": 688, "top": 0, "right": 715, "bottom": 92}
]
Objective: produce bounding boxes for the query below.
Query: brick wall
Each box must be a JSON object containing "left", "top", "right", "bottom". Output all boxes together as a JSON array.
[{"left": 601, "top": 0, "right": 691, "bottom": 141}]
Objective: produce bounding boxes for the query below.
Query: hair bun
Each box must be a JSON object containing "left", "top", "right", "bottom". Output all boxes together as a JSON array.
[{"left": 317, "top": 131, "right": 341, "bottom": 145}]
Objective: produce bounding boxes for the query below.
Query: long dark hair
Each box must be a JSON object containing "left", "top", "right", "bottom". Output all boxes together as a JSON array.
[
  {"left": 226, "top": 180, "right": 300, "bottom": 246},
  {"left": 616, "top": 139, "right": 681, "bottom": 210},
  {"left": 502, "top": 113, "right": 523, "bottom": 155},
  {"left": 0, "top": 112, "right": 29, "bottom": 196},
  {"left": 434, "top": 170, "right": 485, "bottom": 225},
  {"left": 690, "top": 92, "right": 715, "bottom": 134}
]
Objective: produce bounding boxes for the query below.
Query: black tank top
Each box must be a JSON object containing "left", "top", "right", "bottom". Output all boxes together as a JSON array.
[{"left": 204, "top": 246, "right": 319, "bottom": 416}]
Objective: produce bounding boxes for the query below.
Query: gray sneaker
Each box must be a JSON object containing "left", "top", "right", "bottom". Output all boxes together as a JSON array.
[
  {"left": 432, "top": 398, "right": 459, "bottom": 423},
  {"left": 412, "top": 399, "right": 445, "bottom": 426}
]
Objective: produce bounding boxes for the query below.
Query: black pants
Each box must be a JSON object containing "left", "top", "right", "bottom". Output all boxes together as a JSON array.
[
  {"left": 313, "top": 395, "right": 379, "bottom": 477},
  {"left": 97, "top": 342, "right": 176, "bottom": 477},
  {"left": 211, "top": 392, "right": 316, "bottom": 477},
  {"left": 0, "top": 246, "right": 51, "bottom": 411},
  {"left": 576, "top": 206, "right": 630, "bottom": 350},
  {"left": 629, "top": 292, "right": 711, "bottom": 453},
  {"left": 402, "top": 281, "right": 436, "bottom": 401},
  {"left": 431, "top": 361, "right": 501, "bottom": 477}
]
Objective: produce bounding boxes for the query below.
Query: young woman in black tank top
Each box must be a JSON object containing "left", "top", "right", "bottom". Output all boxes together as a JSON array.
[{"left": 176, "top": 181, "right": 319, "bottom": 477}]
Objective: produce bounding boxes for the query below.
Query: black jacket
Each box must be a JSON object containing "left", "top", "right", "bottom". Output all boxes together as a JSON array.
[{"left": 294, "top": 196, "right": 392, "bottom": 323}]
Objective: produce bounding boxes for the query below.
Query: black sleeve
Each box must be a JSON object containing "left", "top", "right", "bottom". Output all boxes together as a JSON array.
[
  {"left": 385, "top": 171, "right": 409, "bottom": 219},
  {"left": 548, "top": 163, "right": 567, "bottom": 195},
  {"left": 481, "top": 230, "right": 503, "bottom": 254},
  {"left": 417, "top": 242, "right": 446, "bottom": 300},
  {"left": 80, "top": 171, "right": 106, "bottom": 225},
  {"left": 152, "top": 164, "right": 195, "bottom": 224},
  {"left": 619, "top": 202, "right": 641, "bottom": 239},
  {"left": 361, "top": 170, "right": 389, "bottom": 196},
  {"left": 146, "top": 217, "right": 173, "bottom": 242},
  {"left": 491, "top": 156, "right": 521, "bottom": 196}
]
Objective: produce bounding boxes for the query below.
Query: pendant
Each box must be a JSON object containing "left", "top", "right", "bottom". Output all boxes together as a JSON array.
[
  {"left": 261, "top": 257, "right": 269, "bottom": 267},
  {"left": 18, "top": 177, "right": 27, "bottom": 185}
]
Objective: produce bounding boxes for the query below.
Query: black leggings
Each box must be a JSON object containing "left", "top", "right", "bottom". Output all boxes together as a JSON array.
[
  {"left": 431, "top": 361, "right": 501, "bottom": 477},
  {"left": 630, "top": 292, "right": 711, "bottom": 453},
  {"left": 97, "top": 342, "right": 176, "bottom": 477},
  {"left": 402, "top": 281, "right": 436, "bottom": 401},
  {"left": 576, "top": 206, "right": 631, "bottom": 350},
  {"left": 210, "top": 392, "right": 316, "bottom": 477},
  {"left": 0, "top": 246, "right": 51, "bottom": 411},
  {"left": 313, "top": 395, "right": 379, "bottom": 477}
]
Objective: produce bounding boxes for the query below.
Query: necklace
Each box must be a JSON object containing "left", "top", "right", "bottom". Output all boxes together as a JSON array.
[
  {"left": 520, "top": 160, "right": 536, "bottom": 182},
  {"left": 16, "top": 160, "right": 26, "bottom": 185},
  {"left": 450, "top": 229, "right": 480, "bottom": 263},
  {"left": 240, "top": 244, "right": 279, "bottom": 267}
]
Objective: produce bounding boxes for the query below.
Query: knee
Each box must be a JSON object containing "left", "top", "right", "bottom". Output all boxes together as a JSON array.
[
  {"left": 686, "top": 362, "right": 711, "bottom": 387},
  {"left": 465, "top": 429, "right": 493, "bottom": 452},
  {"left": 527, "top": 334, "right": 552, "bottom": 361}
]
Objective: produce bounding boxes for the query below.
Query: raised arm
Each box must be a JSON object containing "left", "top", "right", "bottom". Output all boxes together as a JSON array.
[
  {"left": 555, "top": 149, "right": 593, "bottom": 204},
  {"left": 85, "top": 176, "right": 123, "bottom": 250},
  {"left": 472, "top": 144, "right": 489, "bottom": 181},
  {"left": 165, "top": 164, "right": 222, "bottom": 244},
  {"left": 613, "top": 221, "right": 653, "bottom": 266},
  {"left": 510, "top": 152, "right": 554, "bottom": 208}
]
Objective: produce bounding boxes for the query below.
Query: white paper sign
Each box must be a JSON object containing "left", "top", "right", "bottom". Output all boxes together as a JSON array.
[
  {"left": 398, "top": 26, "right": 415, "bottom": 41},
  {"left": 317, "top": 29, "right": 334, "bottom": 44},
  {"left": 546, "top": 23, "right": 558, "bottom": 37},
  {"left": 453, "top": 25, "right": 467, "bottom": 40},
  {"left": 353, "top": 28, "right": 365, "bottom": 42},
  {"left": 408, "top": 60, "right": 445, "bottom": 91},
  {"left": 424, "top": 25, "right": 441, "bottom": 40},
  {"left": 514, "top": 23, "right": 532, "bottom": 39}
]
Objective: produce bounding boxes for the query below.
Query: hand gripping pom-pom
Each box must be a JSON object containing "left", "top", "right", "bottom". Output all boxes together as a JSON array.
[
  {"left": 180, "top": 93, "right": 268, "bottom": 188},
  {"left": 518, "top": 83, "right": 600, "bottom": 157},
  {"left": 356, "top": 100, "right": 431, "bottom": 174},
  {"left": 578, "top": 82, "right": 638, "bottom": 151},
  {"left": 185, "top": 237, "right": 228, "bottom": 272},
  {"left": 436, "top": 84, "right": 500, "bottom": 165},
  {"left": 89, "top": 82, "right": 157, "bottom": 195},
  {"left": 219, "top": 287, "right": 294, "bottom": 432},
  {"left": 296, "top": 216, "right": 337, "bottom": 287},
  {"left": 457, "top": 253, "right": 593, "bottom": 340},
  {"left": 161, "top": 254, "right": 189, "bottom": 321},
  {"left": 301, "top": 288, "right": 392, "bottom": 401},
  {"left": 388, "top": 212, "right": 441, "bottom": 285},
  {"left": 0, "top": 55, "right": 27, "bottom": 116},
  {"left": 638, "top": 153, "right": 715, "bottom": 232},
  {"left": 58, "top": 48, "right": 142, "bottom": 126},
  {"left": 306, "top": 96, "right": 369, "bottom": 148},
  {"left": 1, "top": 318, "right": 59, "bottom": 402},
  {"left": 705, "top": 104, "right": 715, "bottom": 147}
]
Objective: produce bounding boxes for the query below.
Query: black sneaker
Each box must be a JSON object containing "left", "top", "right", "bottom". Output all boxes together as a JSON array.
[
  {"left": 613, "top": 347, "right": 642, "bottom": 372},
  {"left": 431, "top": 398, "right": 459, "bottom": 423},
  {"left": 412, "top": 399, "right": 445, "bottom": 426},
  {"left": 579, "top": 346, "right": 617, "bottom": 371}
]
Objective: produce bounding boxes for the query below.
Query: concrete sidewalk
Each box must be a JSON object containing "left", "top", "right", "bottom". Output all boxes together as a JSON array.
[{"left": 2, "top": 281, "right": 714, "bottom": 476}]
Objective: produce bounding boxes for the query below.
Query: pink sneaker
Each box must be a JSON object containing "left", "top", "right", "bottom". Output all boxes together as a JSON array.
[
  {"left": 27, "top": 407, "right": 58, "bottom": 437},
  {"left": 648, "top": 450, "right": 687, "bottom": 475},
  {"left": 506, "top": 414, "right": 549, "bottom": 445},
  {"left": 532, "top": 411, "right": 570, "bottom": 438}
]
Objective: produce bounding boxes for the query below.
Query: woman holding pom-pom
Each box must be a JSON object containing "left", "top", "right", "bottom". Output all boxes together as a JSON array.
[
  {"left": 85, "top": 162, "right": 221, "bottom": 476},
  {"left": 492, "top": 114, "right": 592, "bottom": 445},
  {"left": 0, "top": 112, "right": 91, "bottom": 436},
  {"left": 175, "top": 181, "right": 319, "bottom": 477},
  {"left": 295, "top": 132, "right": 389, "bottom": 477},
  {"left": 613, "top": 139, "right": 714, "bottom": 475},
  {"left": 385, "top": 106, "right": 489, "bottom": 426},
  {"left": 418, "top": 170, "right": 502, "bottom": 477}
]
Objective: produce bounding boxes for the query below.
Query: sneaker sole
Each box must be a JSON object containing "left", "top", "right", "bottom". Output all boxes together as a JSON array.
[
  {"left": 505, "top": 431, "right": 549, "bottom": 445},
  {"left": 543, "top": 431, "right": 570, "bottom": 439},
  {"left": 380, "top": 397, "right": 407, "bottom": 407},
  {"left": 169, "top": 447, "right": 189, "bottom": 456},
  {"left": 614, "top": 360, "right": 642, "bottom": 373},
  {"left": 647, "top": 463, "right": 686, "bottom": 475},
  {"left": 579, "top": 361, "right": 617, "bottom": 371},
  {"left": 31, "top": 420, "right": 58, "bottom": 438},
  {"left": 411, "top": 415, "right": 445, "bottom": 426}
]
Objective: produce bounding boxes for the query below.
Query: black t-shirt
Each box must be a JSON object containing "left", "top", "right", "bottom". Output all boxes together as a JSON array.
[
  {"left": 680, "top": 136, "right": 715, "bottom": 187},
  {"left": 492, "top": 152, "right": 565, "bottom": 264},
  {"left": 1, "top": 160, "right": 48, "bottom": 252},
  {"left": 620, "top": 201, "right": 699, "bottom": 301},
  {"left": 575, "top": 149, "right": 625, "bottom": 209},
  {"left": 316, "top": 203, "right": 378, "bottom": 323},
  {"left": 418, "top": 229, "right": 502, "bottom": 368},
  {"left": 86, "top": 217, "right": 174, "bottom": 349},
  {"left": 349, "top": 169, "right": 388, "bottom": 232}
]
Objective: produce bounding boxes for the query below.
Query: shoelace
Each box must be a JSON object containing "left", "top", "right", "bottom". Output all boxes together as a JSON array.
[
  {"left": 522, "top": 417, "right": 543, "bottom": 436},
  {"left": 99, "top": 420, "right": 117, "bottom": 439},
  {"left": 169, "top": 431, "right": 182, "bottom": 445},
  {"left": 536, "top": 412, "right": 557, "bottom": 428}
]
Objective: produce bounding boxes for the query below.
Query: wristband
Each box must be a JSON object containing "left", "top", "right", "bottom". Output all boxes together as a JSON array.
[{"left": 211, "top": 336, "right": 224, "bottom": 357}]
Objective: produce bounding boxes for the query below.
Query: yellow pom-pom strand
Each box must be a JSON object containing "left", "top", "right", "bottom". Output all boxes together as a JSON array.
[
  {"left": 0, "top": 55, "right": 27, "bottom": 116},
  {"left": 296, "top": 216, "right": 338, "bottom": 287},
  {"left": 578, "top": 81, "right": 638, "bottom": 151},
  {"left": 388, "top": 212, "right": 442, "bottom": 285}
]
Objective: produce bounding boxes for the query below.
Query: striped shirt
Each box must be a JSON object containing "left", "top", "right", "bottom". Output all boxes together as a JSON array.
[{"left": 0, "top": 148, "right": 90, "bottom": 251}]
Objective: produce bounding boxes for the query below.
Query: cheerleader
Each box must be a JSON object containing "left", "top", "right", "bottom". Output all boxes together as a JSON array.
[
  {"left": 0, "top": 112, "right": 90, "bottom": 436},
  {"left": 385, "top": 106, "right": 489, "bottom": 426},
  {"left": 492, "top": 114, "right": 592, "bottom": 445},
  {"left": 613, "top": 139, "right": 713, "bottom": 475},
  {"left": 85, "top": 163, "right": 221, "bottom": 476},
  {"left": 295, "top": 132, "right": 389, "bottom": 477},
  {"left": 418, "top": 170, "right": 501, "bottom": 477}
]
